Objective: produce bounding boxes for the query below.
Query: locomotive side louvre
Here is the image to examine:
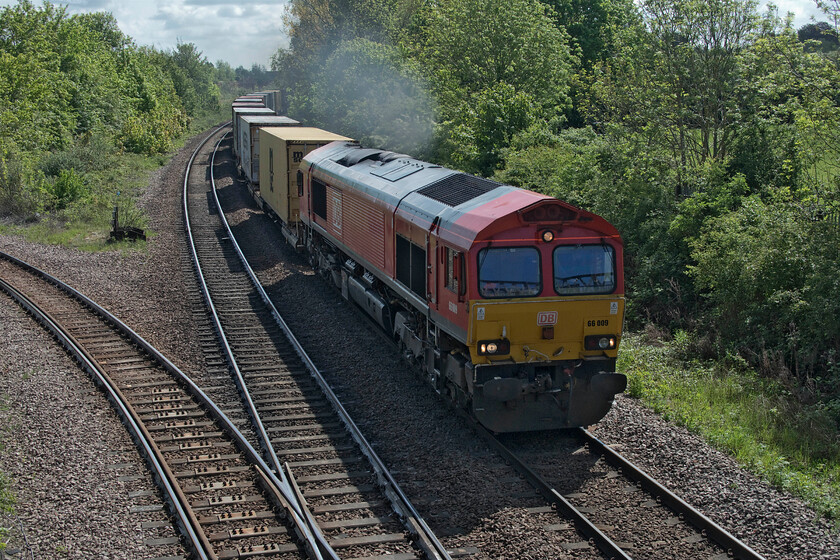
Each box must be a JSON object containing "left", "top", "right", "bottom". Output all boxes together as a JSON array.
[
  {"left": 258, "top": 127, "right": 351, "bottom": 245},
  {"left": 237, "top": 115, "right": 300, "bottom": 184},
  {"left": 300, "top": 142, "right": 461, "bottom": 320}
]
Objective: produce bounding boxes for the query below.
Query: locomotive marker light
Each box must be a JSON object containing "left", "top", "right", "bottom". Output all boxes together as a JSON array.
[
  {"left": 584, "top": 335, "right": 617, "bottom": 351},
  {"left": 541, "top": 229, "right": 554, "bottom": 243},
  {"left": 478, "top": 339, "right": 511, "bottom": 356}
]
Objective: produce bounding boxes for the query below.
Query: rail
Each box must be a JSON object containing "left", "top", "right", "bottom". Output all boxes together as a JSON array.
[{"left": 182, "top": 124, "right": 330, "bottom": 560}]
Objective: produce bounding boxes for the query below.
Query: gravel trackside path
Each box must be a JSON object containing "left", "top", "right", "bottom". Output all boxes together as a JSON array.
[{"left": 0, "top": 128, "right": 838, "bottom": 559}]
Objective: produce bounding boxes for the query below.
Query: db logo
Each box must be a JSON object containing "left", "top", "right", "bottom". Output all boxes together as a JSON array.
[{"left": 537, "top": 311, "right": 557, "bottom": 326}]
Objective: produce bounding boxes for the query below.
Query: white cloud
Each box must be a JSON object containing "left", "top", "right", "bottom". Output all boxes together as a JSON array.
[{"left": 0, "top": 0, "right": 288, "bottom": 68}]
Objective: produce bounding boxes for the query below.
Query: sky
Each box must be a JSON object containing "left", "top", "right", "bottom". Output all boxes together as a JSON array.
[
  {"left": 0, "top": 0, "right": 291, "bottom": 69},
  {"left": 0, "top": 0, "right": 832, "bottom": 69}
]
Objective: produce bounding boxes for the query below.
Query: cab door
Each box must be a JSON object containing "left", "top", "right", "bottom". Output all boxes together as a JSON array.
[
  {"left": 427, "top": 233, "right": 438, "bottom": 311},
  {"left": 435, "top": 243, "right": 467, "bottom": 335}
]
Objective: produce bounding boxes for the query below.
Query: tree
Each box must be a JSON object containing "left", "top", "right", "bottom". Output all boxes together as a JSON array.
[
  {"left": 540, "top": 0, "right": 639, "bottom": 67},
  {"left": 166, "top": 42, "right": 220, "bottom": 114},
  {"left": 798, "top": 21, "right": 840, "bottom": 51},
  {"left": 587, "top": 0, "right": 759, "bottom": 194},
  {"left": 416, "top": 0, "right": 574, "bottom": 174},
  {"left": 309, "top": 38, "right": 433, "bottom": 155}
]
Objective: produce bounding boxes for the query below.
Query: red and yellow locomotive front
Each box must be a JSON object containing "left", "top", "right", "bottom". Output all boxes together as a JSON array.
[
  {"left": 439, "top": 198, "right": 627, "bottom": 432},
  {"left": 296, "top": 141, "right": 626, "bottom": 432}
]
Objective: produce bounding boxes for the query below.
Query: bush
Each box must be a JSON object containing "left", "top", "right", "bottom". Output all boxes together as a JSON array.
[
  {"left": 0, "top": 150, "right": 43, "bottom": 218},
  {"left": 118, "top": 105, "right": 188, "bottom": 155},
  {"left": 689, "top": 196, "right": 840, "bottom": 389},
  {"left": 48, "top": 169, "right": 87, "bottom": 210},
  {"left": 39, "top": 134, "right": 115, "bottom": 177}
]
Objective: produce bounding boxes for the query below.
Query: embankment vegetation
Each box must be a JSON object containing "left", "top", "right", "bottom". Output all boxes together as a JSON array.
[
  {"left": 276, "top": 0, "right": 840, "bottom": 518},
  {"left": 0, "top": 1, "right": 268, "bottom": 245}
]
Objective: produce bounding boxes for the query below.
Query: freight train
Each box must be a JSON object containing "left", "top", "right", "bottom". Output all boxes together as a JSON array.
[{"left": 230, "top": 93, "right": 627, "bottom": 432}]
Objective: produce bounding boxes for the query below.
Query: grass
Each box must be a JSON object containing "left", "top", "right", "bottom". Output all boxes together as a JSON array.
[
  {"left": 619, "top": 330, "right": 840, "bottom": 520},
  {"left": 0, "top": 472, "right": 13, "bottom": 551},
  {"left": 0, "top": 104, "right": 229, "bottom": 250}
]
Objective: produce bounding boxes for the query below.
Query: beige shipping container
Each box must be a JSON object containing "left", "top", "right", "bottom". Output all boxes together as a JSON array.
[
  {"left": 259, "top": 127, "right": 351, "bottom": 226},
  {"left": 239, "top": 115, "right": 300, "bottom": 184}
]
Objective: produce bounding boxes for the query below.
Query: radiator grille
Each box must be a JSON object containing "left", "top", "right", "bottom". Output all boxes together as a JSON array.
[{"left": 417, "top": 173, "right": 502, "bottom": 207}]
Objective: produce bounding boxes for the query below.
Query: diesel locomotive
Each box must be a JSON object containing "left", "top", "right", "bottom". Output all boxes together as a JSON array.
[{"left": 233, "top": 95, "right": 627, "bottom": 432}]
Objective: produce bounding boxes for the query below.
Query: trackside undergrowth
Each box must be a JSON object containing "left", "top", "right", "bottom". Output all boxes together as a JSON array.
[{"left": 618, "top": 331, "right": 840, "bottom": 521}]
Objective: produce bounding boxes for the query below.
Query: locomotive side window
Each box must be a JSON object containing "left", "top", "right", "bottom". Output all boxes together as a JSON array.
[
  {"left": 478, "top": 247, "right": 541, "bottom": 298},
  {"left": 312, "top": 178, "right": 327, "bottom": 220},
  {"left": 553, "top": 244, "right": 616, "bottom": 295}
]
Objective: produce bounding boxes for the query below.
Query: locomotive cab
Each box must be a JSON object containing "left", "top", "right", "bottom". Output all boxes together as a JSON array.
[{"left": 448, "top": 199, "right": 628, "bottom": 432}]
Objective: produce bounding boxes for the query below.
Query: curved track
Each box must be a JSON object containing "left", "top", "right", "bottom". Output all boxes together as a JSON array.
[
  {"left": 207, "top": 125, "right": 769, "bottom": 560},
  {"left": 184, "top": 125, "right": 449, "bottom": 560},
  {"left": 0, "top": 252, "right": 309, "bottom": 560}
]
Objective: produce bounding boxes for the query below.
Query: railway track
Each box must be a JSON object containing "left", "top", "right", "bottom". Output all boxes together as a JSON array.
[
  {"left": 483, "top": 421, "right": 767, "bottom": 560},
  {"left": 207, "top": 127, "right": 770, "bottom": 560},
  {"left": 184, "top": 125, "right": 449, "bottom": 560},
  {"left": 0, "top": 252, "right": 315, "bottom": 560}
]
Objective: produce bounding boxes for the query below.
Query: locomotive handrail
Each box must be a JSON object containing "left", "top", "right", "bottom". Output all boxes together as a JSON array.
[{"left": 207, "top": 128, "right": 452, "bottom": 560}]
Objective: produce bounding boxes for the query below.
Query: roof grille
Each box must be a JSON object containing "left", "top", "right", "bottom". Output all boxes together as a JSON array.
[{"left": 417, "top": 174, "right": 502, "bottom": 207}]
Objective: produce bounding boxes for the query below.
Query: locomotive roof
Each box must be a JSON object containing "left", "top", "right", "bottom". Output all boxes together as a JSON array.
[{"left": 304, "top": 142, "right": 618, "bottom": 249}]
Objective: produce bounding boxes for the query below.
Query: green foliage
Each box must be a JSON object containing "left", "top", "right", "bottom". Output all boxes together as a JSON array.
[
  {"left": 119, "top": 105, "right": 188, "bottom": 155},
  {"left": 48, "top": 168, "right": 87, "bottom": 210},
  {"left": 0, "top": 146, "right": 45, "bottom": 218},
  {"left": 416, "top": 0, "right": 573, "bottom": 174},
  {"left": 0, "top": 471, "right": 14, "bottom": 551},
  {"left": 620, "top": 332, "right": 840, "bottom": 518},
  {"left": 0, "top": 0, "right": 223, "bottom": 247},
  {"left": 688, "top": 196, "right": 840, "bottom": 386},
  {"left": 539, "top": 0, "right": 639, "bottom": 67},
  {"left": 440, "top": 83, "right": 538, "bottom": 174},
  {"left": 166, "top": 42, "right": 221, "bottom": 115}
]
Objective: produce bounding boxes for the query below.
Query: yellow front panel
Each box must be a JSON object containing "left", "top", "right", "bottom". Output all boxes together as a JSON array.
[{"left": 468, "top": 296, "right": 624, "bottom": 364}]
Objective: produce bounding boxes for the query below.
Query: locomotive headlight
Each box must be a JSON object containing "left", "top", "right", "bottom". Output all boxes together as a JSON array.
[
  {"left": 585, "top": 335, "right": 617, "bottom": 351},
  {"left": 478, "top": 339, "right": 511, "bottom": 356},
  {"left": 541, "top": 230, "right": 554, "bottom": 243}
]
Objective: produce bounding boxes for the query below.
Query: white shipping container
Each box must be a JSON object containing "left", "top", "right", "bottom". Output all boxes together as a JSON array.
[
  {"left": 232, "top": 107, "right": 273, "bottom": 157},
  {"left": 239, "top": 115, "right": 300, "bottom": 184}
]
